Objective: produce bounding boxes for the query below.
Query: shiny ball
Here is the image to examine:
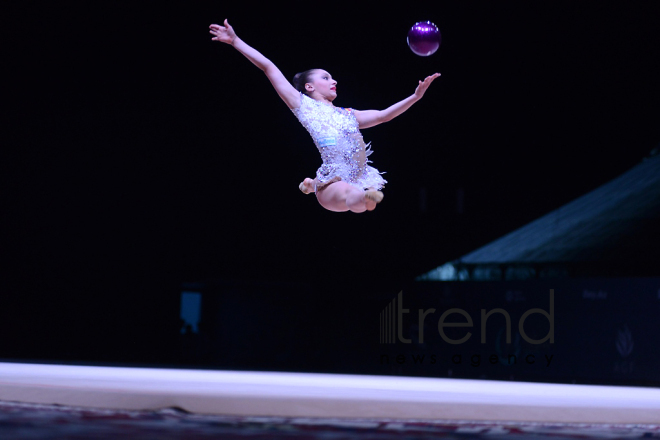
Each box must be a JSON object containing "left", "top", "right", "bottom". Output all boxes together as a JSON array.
[{"left": 407, "top": 21, "right": 441, "bottom": 56}]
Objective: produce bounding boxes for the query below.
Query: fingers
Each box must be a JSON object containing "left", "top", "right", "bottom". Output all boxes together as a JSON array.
[
  {"left": 415, "top": 73, "right": 441, "bottom": 97},
  {"left": 209, "top": 22, "right": 228, "bottom": 40},
  {"left": 419, "top": 73, "right": 441, "bottom": 86},
  {"left": 209, "top": 21, "right": 230, "bottom": 31},
  {"left": 209, "top": 19, "right": 229, "bottom": 27},
  {"left": 209, "top": 25, "right": 223, "bottom": 35}
]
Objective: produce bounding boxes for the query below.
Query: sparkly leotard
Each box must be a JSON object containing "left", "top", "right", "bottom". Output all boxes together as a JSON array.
[{"left": 291, "top": 93, "right": 387, "bottom": 191}]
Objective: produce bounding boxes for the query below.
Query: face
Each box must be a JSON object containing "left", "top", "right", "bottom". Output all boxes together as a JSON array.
[{"left": 305, "top": 70, "right": 338, "bottom": 101}]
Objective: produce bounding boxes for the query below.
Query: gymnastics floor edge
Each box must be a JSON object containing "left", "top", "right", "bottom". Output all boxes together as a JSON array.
[{"left": 0, "top": 362, "right": 658, "bottom": 424}]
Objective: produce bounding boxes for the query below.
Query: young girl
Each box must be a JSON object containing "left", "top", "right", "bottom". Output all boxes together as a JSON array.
[{"left": 210, "top": 20, "right": 440, "bottom": 213}]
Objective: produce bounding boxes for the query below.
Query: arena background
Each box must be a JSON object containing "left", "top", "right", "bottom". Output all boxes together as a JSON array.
[{"left": 2, "top": 1, "right": 659, "bottom": 388}]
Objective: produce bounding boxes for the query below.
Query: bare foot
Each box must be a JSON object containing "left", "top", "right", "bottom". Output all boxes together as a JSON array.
[
  {"left": 299, "top": 178, "right": 315, "bottom": 194},
  {"left": 364, "top": 190, "right": 384, "bottom": 211},
  {"left": 365, "top": 190, "right": 384, "bottom": 203}
]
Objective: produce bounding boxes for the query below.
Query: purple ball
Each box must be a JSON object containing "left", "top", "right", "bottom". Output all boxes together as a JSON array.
[{"left": 407, "top": 21, "right": 441, "bottom": 56}]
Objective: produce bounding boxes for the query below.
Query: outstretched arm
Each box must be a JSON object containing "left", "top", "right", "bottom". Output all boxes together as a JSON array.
[
  {"left": 354, "top": 73, "right": 441, "bottom": 129},
  {"left": 209, "top": 20, "right": 300, "bottom": 109}
]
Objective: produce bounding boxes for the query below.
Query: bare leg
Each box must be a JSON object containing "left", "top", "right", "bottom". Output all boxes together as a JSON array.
[
  {"left": 316, "top": 181, "right": 383, "bottom": 213},
  {"left": 299, "top": 176, "right": 341, "bottom": 194}
]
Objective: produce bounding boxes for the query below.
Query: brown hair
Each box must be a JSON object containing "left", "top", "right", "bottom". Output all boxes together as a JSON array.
[{"left": 292, "top": 69, "right": 317, "bottom": 96}]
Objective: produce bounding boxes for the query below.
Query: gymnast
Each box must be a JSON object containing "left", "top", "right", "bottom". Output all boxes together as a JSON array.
[{"left": 210, "top": 20, "right": 440, "bottom": 213}]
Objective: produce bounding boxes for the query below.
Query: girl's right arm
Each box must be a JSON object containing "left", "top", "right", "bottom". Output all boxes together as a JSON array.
[{"left": 210, "top": 20, "right": 300, "bottom": 109}]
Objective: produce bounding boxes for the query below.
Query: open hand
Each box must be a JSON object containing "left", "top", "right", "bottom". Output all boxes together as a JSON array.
[
  {"left": 209, "top": 19, "right": 236, "bottom": 44},
  {"left": 414, "top": 73, "right": 441, "bottom": 99}
]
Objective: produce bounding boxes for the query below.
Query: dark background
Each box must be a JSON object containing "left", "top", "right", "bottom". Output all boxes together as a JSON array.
[{"left": 2, "top": 1, "right": 659, "bottom": 367}]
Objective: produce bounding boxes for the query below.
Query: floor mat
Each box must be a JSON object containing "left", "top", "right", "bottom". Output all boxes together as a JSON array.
[{"left": 1, "top": 401, "right": 659, "bottom": 439}]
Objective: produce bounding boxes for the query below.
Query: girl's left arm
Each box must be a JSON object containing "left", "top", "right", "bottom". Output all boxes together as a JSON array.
[{"left": 354, "top": 73, "right": 440, "bottom": 129}]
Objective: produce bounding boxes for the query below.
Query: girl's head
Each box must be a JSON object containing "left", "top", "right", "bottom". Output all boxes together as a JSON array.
[
  {"left": 293, "top": 70, "right": 316, "bottom": 96},
  {"left": 293, "top": 69, "right": 337, "bottom": 101}
]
